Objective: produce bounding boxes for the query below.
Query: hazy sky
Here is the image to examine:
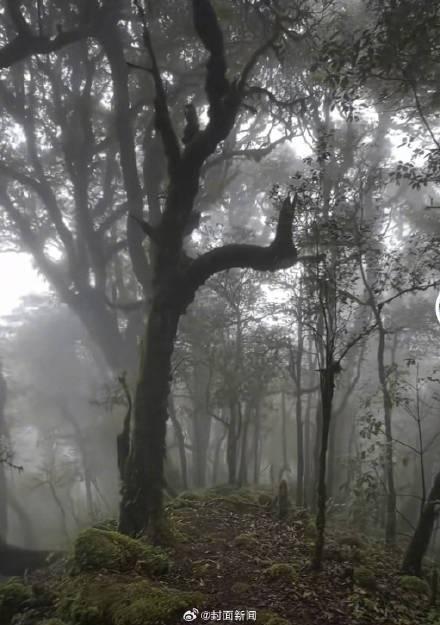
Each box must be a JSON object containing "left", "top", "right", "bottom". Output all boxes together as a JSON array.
[{"left": 0, "top": 252, "right": 48, "bottom": 317}]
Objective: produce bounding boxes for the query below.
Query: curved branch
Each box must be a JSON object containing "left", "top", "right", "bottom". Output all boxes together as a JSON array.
[{"left": 184, "top": 195, "right": 298, "bottom": 293}]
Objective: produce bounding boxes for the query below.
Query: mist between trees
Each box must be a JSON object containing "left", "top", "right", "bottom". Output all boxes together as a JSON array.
[{"left": 0, "top": 0, "right": 440, "bottom": 613}]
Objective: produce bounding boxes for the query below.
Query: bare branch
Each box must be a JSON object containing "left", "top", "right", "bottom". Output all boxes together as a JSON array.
[
  {"left": 133, "top": 0, "right": 181, "bottom": 174},
  {"left": 246, "top": 85, "right": 308, "bottom": 110},
  {"left": 184, "top": 195, "right": 299, "bottom": 296},
  {"left": 379, "top": 280, "right": 440, "bottom": 308}
]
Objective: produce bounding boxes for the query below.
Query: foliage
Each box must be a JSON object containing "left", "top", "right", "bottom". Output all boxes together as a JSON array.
[{"left": 0, "top": 579, "right": 32, "bottom": 625}]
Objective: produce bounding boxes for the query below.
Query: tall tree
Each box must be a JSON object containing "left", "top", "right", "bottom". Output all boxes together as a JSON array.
[{"left": 118, "top": 0, "right": 314, "bottom": 538}]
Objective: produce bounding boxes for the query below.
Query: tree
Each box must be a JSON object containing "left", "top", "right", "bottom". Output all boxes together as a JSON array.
[
  {"left": 402, "top": 471, "right": 440, "bottom": 577},
  {"left": 118, "top": 0, "right": 315, "bottom": 538},
  {"left": 0, "top": 1, "right": 106, "bottom": 69}
]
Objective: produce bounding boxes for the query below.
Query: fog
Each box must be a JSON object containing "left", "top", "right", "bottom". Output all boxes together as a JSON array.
[{"left": 0, "top": 1, "right": 440, "bottom": 623}]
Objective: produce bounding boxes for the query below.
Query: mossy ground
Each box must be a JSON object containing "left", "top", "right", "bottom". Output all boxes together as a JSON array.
[
  {"left": 2, "top": 487, "right": 440, "bottom": 625},
  {"left": 0, "top": 578, "right": 32, "bottom": 624},
  {"left": 73, "top": 528, "right": 169, "bottom": 576}
]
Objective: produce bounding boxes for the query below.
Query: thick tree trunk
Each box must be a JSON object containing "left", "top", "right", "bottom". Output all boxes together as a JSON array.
[
  {"left": 118, "top": 0, "right": 302, "bottom": 538},
  {"left": 312, "top": 367, "right": 335, "bottom": 570},
  {"left": 119, "top": 300, "right": 180, "bottom": 538},
  {"left": 401, "top": 472, "right": 440, "bottom": 576}
]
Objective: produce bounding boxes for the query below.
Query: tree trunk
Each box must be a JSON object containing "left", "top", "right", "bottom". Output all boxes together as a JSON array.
[
  {"left": 119, "top": 301, "right": 180, "bottom": 538},
  {"left": 169, "top": 397, "right": 188, "bottom": 490},
  {"left": 0, "top": 363, "right": 8, "bottom": 540},
  {"left": 377, "top": 323, "right": 397, "bottom": 545},
  {"left": 253, "top": 401, "right": 262, "bottom": 485},
  {"left": 280, "top": 390, "right": 289, "bottom": 477},
  {"left": 311, "top": 399, "right": 322, "bottom": 514},
  {"left": 327, "top": 413, "right": 337, "bottom": 499},
  {"left": 303, "top": 391, "right": 312, "bottom": 509},
  {"left": 238, "top": 405, "right": 250, "bottom": 487},
  {"left": 191, "top": 353, "right": 212, "bottom": 488},
  {"left": 212, "top": 419, "right": 227, "bottom": 486},
  {"left": 401, "top": 471, "right": 440, "bottom": 576},
  {"left": 312, "top": 366, "right": 335, "bottom": 570},
  {"left": 226, "top": 400, "right": 240, "bottom": 485}
]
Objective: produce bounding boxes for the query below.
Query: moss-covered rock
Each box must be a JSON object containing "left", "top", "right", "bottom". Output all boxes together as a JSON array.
[
  {"left": 73, "top": 528, "right": 169, "bottom": 576},
  {"left": 57, "top": 574, "right": 204, "bottom": 625},
  {"left": 234, "top": 533, "right": 258, "bottom": 549},
  {"left": 263, "top": 563, "right": 297, "bottom": 582},
  {"left": 230, "top": 582, "right": 251, "bottom": 595},
  {"left": 257, "top": 493, "right": 273, "bottom": 507},
  {"left": 0, "top": 579, "right": 32, "bottom": 625},
  {"left": 399, "top": 575, "right": 430, "bottom": 595},
  {"left": 353, "top": 567, "right": 377, "bottom": 591}
]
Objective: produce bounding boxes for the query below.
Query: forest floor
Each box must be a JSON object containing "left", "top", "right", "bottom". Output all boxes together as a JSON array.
[
  {"left": 1, "top": 487, "right": 439, "bottom": 625},
  {"left": 163, "top": 488, "right": 436, "bottom": 625}
]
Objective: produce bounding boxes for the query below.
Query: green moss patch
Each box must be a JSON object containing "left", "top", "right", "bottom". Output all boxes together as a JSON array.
[
  {"left": 57, "top": 574, "right": 205, "bottom": 625},
  {"left": 0, "top": 579, "right": 32, "bottom": 625},
  {"left": 74, "top": 528, "right": 169, "bottom": 576},
  {"left": 234, "top": 533, "right": 259, "bottom": 549},
  {"left": 399, "top": 575, "right": 430, "bottom": 595},
  {"left": 230, "top": 581, "right": 251, "bottom": 595},
  {"left": 263, "top": 563, "right": 297, "bottom": 582},
  {"left": 257, "top": 493, "right": 273, "bottom": 507}
]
